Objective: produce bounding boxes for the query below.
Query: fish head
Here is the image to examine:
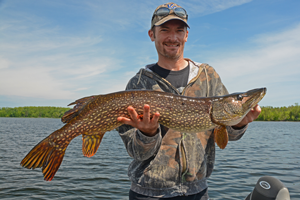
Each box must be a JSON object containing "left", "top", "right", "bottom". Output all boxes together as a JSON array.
[{"left": 212, "top": 87, "right": 266, "bottom": 126}]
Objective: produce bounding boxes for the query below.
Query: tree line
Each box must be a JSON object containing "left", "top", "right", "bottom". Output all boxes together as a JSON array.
[
  {"left": 0, "top": 106, "right": 70, "bottom": 118},
  {"left": 256, "top": 103, "right": 300, "bottom": 121},
  {"left": 0, "top": 104, "right": 299, "bottom": 121}
]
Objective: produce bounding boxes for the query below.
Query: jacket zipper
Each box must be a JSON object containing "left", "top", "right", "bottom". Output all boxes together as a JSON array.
[{"left": 143, "top": 62, "right": 205, "bottom": 194}]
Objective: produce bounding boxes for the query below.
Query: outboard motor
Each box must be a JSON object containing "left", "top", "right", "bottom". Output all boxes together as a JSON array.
[{"left": 245, "top": 176, "right": 290, "bottom": 200}]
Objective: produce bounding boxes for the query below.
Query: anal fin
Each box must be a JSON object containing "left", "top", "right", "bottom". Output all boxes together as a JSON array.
[
  {"left": 213, "top": 125, "right": 228, "bottom": 149},
  {"left": 82, "top": 134, "right": 104, "bottom": 157}
]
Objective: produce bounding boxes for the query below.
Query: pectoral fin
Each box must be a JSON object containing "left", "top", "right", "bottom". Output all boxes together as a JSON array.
[
  {"left": 82, "top": 133, "right": 104, "bottom": 157},
  {"left": 213, "top": 125, "right": 228, "bottom": 149}
]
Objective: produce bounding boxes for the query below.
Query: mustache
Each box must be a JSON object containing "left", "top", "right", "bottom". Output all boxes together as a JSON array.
[{"left": 163, "top": 41, "right": 180, "bottom": 45}]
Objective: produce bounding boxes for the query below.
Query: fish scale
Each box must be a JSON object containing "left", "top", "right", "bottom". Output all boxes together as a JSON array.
[{"left": 20, "top": 88, "right": 266, "bottom": 181}]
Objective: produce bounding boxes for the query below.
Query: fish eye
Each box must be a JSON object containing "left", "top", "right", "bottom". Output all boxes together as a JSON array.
[{"left": 237, "top": 94, "right": 243, "bottom": 100}]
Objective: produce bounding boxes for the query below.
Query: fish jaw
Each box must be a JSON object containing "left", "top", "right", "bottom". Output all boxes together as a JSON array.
[
  {"left": 241, "top": 87, "right": 266, "bottom": 111},
  {"left": 211, "top": 87, "right": 266, "bottom": 126}
]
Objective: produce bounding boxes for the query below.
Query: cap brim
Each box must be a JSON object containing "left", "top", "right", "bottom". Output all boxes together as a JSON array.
[{"left": 154, "top": 15, "right": 189, "bottom": 28}]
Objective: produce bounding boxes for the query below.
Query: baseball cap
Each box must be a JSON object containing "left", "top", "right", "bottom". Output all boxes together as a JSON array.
[
  {"left": 151, "top": 2, "right": 189, "bottom": 29},
  {"left": 245, "top": 176, "right": 290, "bottom": 200}
]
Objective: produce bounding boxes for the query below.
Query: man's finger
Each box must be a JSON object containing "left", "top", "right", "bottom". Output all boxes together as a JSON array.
[
  {"left": 127, "top": 106, "right": 139, "bottom": 122},
  {"left": 117, "top": 117, "right": 133, "bottom": 126},
  {"left": 151, "top": 112, "right": 160, "bottom": 123},
  {"left": 252, "top": 105, "right": 261, "bottom": 119},
  {"left": 143, "top": 104, "right": 151, "bottom": 122}
]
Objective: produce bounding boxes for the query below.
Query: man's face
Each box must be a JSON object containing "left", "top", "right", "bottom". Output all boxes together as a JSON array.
[{"left": 149, "top": 20, "right": 189, "bottom": 60}]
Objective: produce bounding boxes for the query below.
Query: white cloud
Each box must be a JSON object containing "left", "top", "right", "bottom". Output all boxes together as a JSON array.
[
  {"left": 0, "top": 3, "right": 120, "bottom": 101},
  {"left": 0, "top": 66, "right": 73, "bottom": 99},
  {"left": 0, "top": 57, "right": 10, "bottom": 69},
  {"left": 81, "top": 0, "right": 253, "bottom": 32},
  {"left": 1, "top": 0, "right": 296, "bottom": 107},
  {"left": 206, "top": 23, "right": 300, "bottom": 106},
  {"left": 178, "top": 0, "right": 252, "bottom": 16},
  {"left": 209, "top": 23, "right": 300, "bottom": 81},
  {"left": 0, "top": 53, "right": 120, "bottom": 99}
]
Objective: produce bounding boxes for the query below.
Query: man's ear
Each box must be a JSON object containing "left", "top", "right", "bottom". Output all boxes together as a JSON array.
[
  {"left": 148, "top": 29, "right": 155, "bottom": 41},
  {"left": 184, "top": 29, "right": 189, "bottom": 42}
]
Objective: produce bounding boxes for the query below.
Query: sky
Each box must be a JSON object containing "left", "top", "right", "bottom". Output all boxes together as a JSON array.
[{"left": 0, "top": 0, "right": 299, "bottom": 108}]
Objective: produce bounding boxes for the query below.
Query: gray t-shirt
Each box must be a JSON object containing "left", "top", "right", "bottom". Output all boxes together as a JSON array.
[{"left": 150, "top": 63, "right": 189, "bottom": 93}]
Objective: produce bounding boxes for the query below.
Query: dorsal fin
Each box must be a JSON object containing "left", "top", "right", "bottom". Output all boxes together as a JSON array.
[{"left": 61, "top": 96, "right": 95, "bottom": 123}]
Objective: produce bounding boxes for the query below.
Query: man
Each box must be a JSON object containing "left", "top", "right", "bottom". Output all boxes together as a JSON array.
[{"left": 117, "top": 2, "right": 261, "bottom": 200}]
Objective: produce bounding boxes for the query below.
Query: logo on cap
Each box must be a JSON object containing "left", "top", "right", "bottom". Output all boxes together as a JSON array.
[
  {"left": 167, "top": 3, "right": 177, "bottom": 9},
  {"left": 259, "top": 181, "right": 271, "bottom": 190}
]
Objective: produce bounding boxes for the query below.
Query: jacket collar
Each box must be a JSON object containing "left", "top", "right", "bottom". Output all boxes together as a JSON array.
[{"left": 144, "top": 58, "right": 203, "bottom": 84}]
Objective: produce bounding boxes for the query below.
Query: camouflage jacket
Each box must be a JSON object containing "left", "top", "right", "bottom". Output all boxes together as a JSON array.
[{"left": 118, "top": 59, "right": 247, "bottom": 197}]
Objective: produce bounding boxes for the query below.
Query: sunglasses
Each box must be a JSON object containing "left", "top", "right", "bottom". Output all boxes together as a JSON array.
[{"left": 152, "top": 7, "right": 188, "bottom": 21}]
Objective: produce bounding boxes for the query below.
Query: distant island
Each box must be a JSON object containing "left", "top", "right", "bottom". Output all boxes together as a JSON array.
[
  {"left": 0, "top": 104, "right": 299, "bottom": 121},
  {"left": 0, "top": 106, "right": 70, "bottom": 118}
]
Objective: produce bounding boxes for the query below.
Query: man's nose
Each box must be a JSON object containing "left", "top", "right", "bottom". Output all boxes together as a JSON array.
[{"left": 167, "top": 31, "right": 177, "bottom": 41}]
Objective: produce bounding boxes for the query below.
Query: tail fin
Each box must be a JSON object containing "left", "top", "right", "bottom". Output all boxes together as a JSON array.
[{"left": 20, "top": 139, "right": 66, "bottom": 181}]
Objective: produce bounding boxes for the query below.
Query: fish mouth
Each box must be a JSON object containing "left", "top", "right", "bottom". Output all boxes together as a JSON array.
[
  {"left": 245, "top": 87, "right": 267, "bottom": 96},
  {"left": 242, "top": 87, "right": 267, "bottom": 109}
]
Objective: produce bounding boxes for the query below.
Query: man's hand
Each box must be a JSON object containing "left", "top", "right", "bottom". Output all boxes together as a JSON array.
[
  {"left": 117, "top": 104, "right": 160, "bottom": 136},
  {"left": 233, "top": 104, "right": 261, "bottom": 129}
]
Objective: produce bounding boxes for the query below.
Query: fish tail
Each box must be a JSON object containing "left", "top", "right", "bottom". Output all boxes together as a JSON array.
[
  {"left": 42, "top": 148, "right": 65, "bottom": 181},
  {"left": 20, "top": 134, "right": 67, "bottom": 181}
]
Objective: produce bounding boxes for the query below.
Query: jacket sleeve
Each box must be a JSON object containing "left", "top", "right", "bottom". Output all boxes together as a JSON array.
[
  {"left": 207, "top": 65, "right": 247, "bottom": 141},
  {"left": 226, "top": 125, "right": 247, "bottom": 141},
  {"left": 118, "top": 73, "right": 163, "bottom": 161}
]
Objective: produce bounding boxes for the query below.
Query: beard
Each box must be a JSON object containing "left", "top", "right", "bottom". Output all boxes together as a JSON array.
[
  {"left": 156, "top": 42, "right": 184, "bottom": 60},
  {"left": 162, "top": 49, "right": 181, "bottom": 60}
]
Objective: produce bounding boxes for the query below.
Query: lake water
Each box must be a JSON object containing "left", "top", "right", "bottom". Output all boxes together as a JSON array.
[{"left": 0, "top": 118, "right": 299, "bottom": 199}]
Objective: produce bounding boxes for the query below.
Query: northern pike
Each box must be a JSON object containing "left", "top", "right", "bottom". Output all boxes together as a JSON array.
[{"left": 21, "top": 87, "right": 266, "bottom": 181}]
